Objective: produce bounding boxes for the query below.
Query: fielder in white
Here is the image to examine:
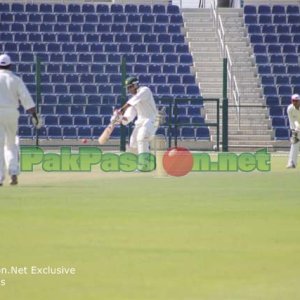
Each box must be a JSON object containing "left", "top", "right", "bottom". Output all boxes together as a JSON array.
[
  {"left": 287, "top": 94, "right": 300, "bottom": 168},
  {"left": 111, "top": 77, "right": 158, "bottom": 154},
  {"left": 0, "top": 54, "right": 41, "bottom": 185}
]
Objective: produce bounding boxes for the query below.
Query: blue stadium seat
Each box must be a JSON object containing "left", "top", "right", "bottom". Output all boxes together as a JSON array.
[
  {"left": 127, "top": 15, "right": 140, "bottom": 24},
  {"left": 287, "top": 5, "right": 300, "bottom": 14},
  {"left": 264, "top": 85, "right": 277, "bottom": 95},
  {"left": 244, "top": 15, "right": 257, "bottom": 24},
  {"left": 99, "top": 14, "right": 113, "bottom": 23},
  {"left": 196, "top": 128, "right": 210, "bottom": 140},
  {"left": 250, "top": 34, "right": 263, "bottom": 43},
  {"left": 273, "top": 65, "right": 286, "bottom": 74},
  {"left": 74, "top": 116, "right": 88, "bottom": 126},
  {"left": 291, "top": 25, "right": 300, "bottom": 33},
  {"left": 86, "top": 106, "right": 99, "bottom": 115},
  {"left": 154, "top": 25, "right": 166, "bottom": 34},
  {"left": 19, "top": 126, "right": 33, "bottom": 138},
  {"left": 273, "top": 15, "right": 286, "bottom": 24},
  {"left": 170, "top": 15, "right": 183, "bottom": 24},
  {"left": 259, "top": 15, "right": 272, "bottom": 24},
  {"left": 276, "top": 25, "right": 289, "bottom": 34},
  {"left": 261, "top": 25, "right": 275, "bottom": 34},
  {"left": 248, "top": 25, "right": 261, "bottom": 34},
  {"left": 55, "top": 84, "right": 68, "bottom": 94},
  {"left": 266, "top": 96, "right": 279, "bottom": 106},
  {"left": 172, "top": 34, "right": 184, "bottom": 43},
  {"left": 181, "top": 127, "right": 195, "bottom": 139},
  {"left": 44, "top": 116, "right": 58, "bottom": 126},
  {"left": 73, "top": 95, "right": 85, "bottom": 105},
  {"left": 111, "top": 4, "right": 123, "bottom": 13},
  {"left": 167, "top": 5, "right": 180, "bottom": 14},
  {"left": 275, "top": 128, "right": 289, "bottom": 140},
  {"left": 125, "top": 4, "right": 137, "bottom": 13},
  {"left": 283, "top": 45, "right": 296, "bottom": 53},
  {"left": 144, "top": 34, "right": 156, "bottom": 43},
  {"left": 244, "top": 5, "right": 256, "bottom": 14},
  {"left": 187, "top": 85, "right": 200, "bottom": 95},
  {"left": 271, "top": 117, "right": 285, "bottom": 127},
  {"left": 48, "top": 127, "right": 62, "bottom": 138},
  {"left": 139, "top": 24, "right": 152, "bottom": 33},
  {"left": 68, "top": 4, "right": 80, "bottom": 13},
  {"left": 272, "top": 5, "right": 285, "bottom": 14},
  {"left": 258, "top": 5, "right": 271, "bottom": 14},
  {"left": 59, "top": 95, "right": 72, "bottom": 104},
  {"left": 265, "top": 34, "right": 277, "bottom": 43},
  {"left": 180, "top": 54, "right": 193, "bottom": 64},
  {"left": 288, "top": 65, "right": 300, "bottom": 74},
  {"left": 256, "top": 55, "right": 268, "bottom": 64},
  {"left": 63, "top": 127, "right": 77, "bottom": 139},
  {"left": 276, "top": 76, "right": 289, "bottom": 85},
  {"left": 268, "top": 45, "right": 281, "bottom": 53},
  {"left": 142, "top": 14, "right": 155, "bottom": 23},
  {"left": 54, "top": 4, "right": 66, "bottom": 13},
  {"left": 43, "top": 13, "right": 55, "bottom": 23},
  {"left": 82, "top": 4, "right": 95, "bottom": 13},
  {"left": 270, "top": 54, "right": 283, "bottom": 64},
  {"left": 157, "top": 86, "right": 170, "bottom": 95},
  {"left": 41, "top": 105, "right": 55, "bottom": 115},
  {"left": 156, "top": 15, "right": 169, "bottom": 23},
  {"left": 291, "top": 76, "right": 300, "bottom": 85},
  {"left": 26, "top": 3, "right": 38, "bottom": 12},
  {"left": 269, "top": 106, "right": 283, "bottom": 116},
  {"left": 278, "top": 85, "right": 291, "bottom": 97},
  {"left": 97, "top": 4, "right": 109, "bottom": 13},
  {"left": 89, "top": 116, "right": 101, "bottom": 126},
  {"left": 288, "top": 15, "right": 300, "bottom": 23},
  {"left": 57, "top": 14, "right": 70, "bottom": 23},
  {"left": 44, "top": 95, "right": 57, "bottom": 105},
  {"left": 5, "top": 43, "right": 17, "bottom": 52},
  {"left": 172, "top": 85, "right": 185, "bottom": 95},
  {"left": 59, "top": 116, "right": 73, "bottom": 126},
  {"left": 0, "top": 3, "right": 10, "bottom": 12}
]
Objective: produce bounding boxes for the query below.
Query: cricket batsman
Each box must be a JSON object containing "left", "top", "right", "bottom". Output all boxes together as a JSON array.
[
  {"left": 287, "top": 93, "right": 300, "bottom": 168},
  {"left": 110, "top": 77, "right": 159, "bottom": 154},
  {"left": 0, "top": 54, "right": 42, "bottom": 185}
]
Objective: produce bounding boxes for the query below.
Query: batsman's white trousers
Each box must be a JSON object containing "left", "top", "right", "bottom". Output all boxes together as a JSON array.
[
  {"left": 288, "top": 142, "right": 299, "bottom": 166},
  {"left": 130, "top": 119, "right": 157, "bottom": 154},
  {"left": 0, "top": 109, "right": 20, "bottom": 183}
]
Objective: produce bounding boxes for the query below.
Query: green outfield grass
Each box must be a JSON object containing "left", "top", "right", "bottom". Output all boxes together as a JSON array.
[{"left": 0, "top": 154, "right": 299, "bottom": 300}]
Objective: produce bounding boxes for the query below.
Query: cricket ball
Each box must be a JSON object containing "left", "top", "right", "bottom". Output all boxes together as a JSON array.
[
  {"left": 81, "top": 139, "right": 88, "bottom": 144},
  {"left": 163, "top": 147, "right": 193, "bottom": 177}
]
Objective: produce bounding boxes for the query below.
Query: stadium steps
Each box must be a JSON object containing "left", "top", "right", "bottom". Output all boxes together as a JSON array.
[{"left": 218, "top": 7, "right": 273, "bottom": 149}]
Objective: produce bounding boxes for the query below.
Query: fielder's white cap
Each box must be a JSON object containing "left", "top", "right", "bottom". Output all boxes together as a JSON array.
[
  {"left": 292, "top": 94, "right": 300, "bottom": 101},
  {"left": 0, "top": 54, "right": 11, "bottom": 66}
]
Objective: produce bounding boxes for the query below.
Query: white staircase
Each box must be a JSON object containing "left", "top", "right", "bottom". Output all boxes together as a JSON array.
[{"left": 183, "top": 7, "right": 274, "bottom": 150}]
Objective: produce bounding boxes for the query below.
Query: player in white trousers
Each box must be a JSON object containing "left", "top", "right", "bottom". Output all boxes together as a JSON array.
[
  {"left": 111, "top": 77, "right": 158, "bottom": 154},
  {"left": 287, "top": 94, "right": 300, "bottom": 168},
  {"left": 0, "top": 54, "right": 41, "bottom": 185}
]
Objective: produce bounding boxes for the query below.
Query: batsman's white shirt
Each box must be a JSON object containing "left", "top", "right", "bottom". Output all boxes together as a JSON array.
[
  {"left": 127, "top": 86, "right": 158, "bottom": 153},
  {"left": 0, "top": 69, "right": 35, "bottom": 182},
  {"left": 0, "top": 69, "right": 35, "bottom": 111},
  {"left": 127, "top": 86, "right": 157, "bottom": 124},
  {"left": 287, "top": 104, "right": 300, "bottom": 130}
]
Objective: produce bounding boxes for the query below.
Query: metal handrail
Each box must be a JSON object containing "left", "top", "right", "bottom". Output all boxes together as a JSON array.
[
  {"left": 211, "top": 0, "right": 241, "bottom": 129},
  {"left": 233, "top": 75, "right": 241, "bottom": 130},
  {"left": 218, "top": 14, "right": 225, "bottom": 56}
]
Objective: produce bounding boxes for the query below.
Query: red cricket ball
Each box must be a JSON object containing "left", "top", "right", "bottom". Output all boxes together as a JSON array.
[{"left": 162, "top": 147, "right": 193, "bottom": 177}]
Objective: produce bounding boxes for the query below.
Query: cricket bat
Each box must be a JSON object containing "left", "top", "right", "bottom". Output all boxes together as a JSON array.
[{"left": 98, "top": 122, "right": 116, "bottom": 145}]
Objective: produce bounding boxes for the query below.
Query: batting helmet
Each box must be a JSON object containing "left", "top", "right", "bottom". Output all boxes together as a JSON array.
[{"left": 125, "top": 77, "right": 139, "bottom": 87}]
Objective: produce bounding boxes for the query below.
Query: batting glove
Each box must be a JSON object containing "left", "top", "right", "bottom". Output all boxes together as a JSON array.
[
  {"left": 31, "top": 113, "right": 43, "bottom": 129},
  {"left": 110, "top": 109, "right": 123, "bottom": 124}
]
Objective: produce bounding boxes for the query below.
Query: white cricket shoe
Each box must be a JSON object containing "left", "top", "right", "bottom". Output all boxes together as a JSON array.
[{"left": 286, "top": 162, "right": 296, "bottom": 169}]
